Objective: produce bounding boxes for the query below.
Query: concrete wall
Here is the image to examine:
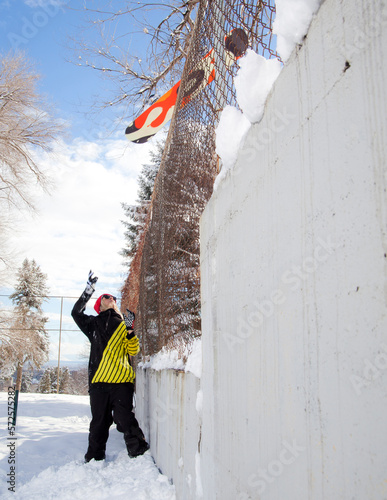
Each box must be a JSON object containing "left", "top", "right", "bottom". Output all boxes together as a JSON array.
[
  {"left": 200, "top": 0, "right": 387, "bottom": 498},
  {"left": 135, "top": 0, "right": 387, "bottom": 498},
  {"left": 135, "top": 368, "right": 202, "bottom": 499}
]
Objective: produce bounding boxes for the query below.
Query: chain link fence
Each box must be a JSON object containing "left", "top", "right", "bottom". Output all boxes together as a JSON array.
[{"left": 121, "top": 0, "right": 280, "bottom": 359}]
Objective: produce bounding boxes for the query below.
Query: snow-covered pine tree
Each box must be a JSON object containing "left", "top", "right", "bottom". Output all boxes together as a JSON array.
[
  {"left": 59, "top": 367, "right": 70, "bottom": 394},
  {"left": 120, "top": 139, "right": 164, "bottom": 266},
  {"left": 51, "top": 367, "right": 59, "bottom": 393},
  {"left": 37, "top": 366, "right": 79, "bottom": 394},
  {"left": 37, "top": 367, "right": 52, "bottom": 394},
  {"left": 21, "top": 368, "right": 33, "bottom": 392},
  {"left": 8, "top": 259, "right": 50, "bottom": 392}
]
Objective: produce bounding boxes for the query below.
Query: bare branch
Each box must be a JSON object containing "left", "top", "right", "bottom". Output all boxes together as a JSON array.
[
  {"left": 67, "top": 0, "right": 199, "bottom": 114},
  {"left": 0, "top": 52, "right": 63, "bottom": 204}
]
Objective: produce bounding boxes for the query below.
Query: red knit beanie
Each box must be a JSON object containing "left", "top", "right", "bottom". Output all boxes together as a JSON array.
[{"left": 94, "top": 294, "right": 104, "bottom": 314}]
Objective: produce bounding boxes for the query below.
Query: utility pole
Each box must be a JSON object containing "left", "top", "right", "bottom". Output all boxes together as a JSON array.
[{"left": 57, "top": 296, "right": 64, "bottom": 394}]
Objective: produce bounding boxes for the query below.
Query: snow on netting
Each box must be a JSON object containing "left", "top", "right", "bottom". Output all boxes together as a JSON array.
[{"left": 121, "top": 0, "right": 280, "bottom": 358}]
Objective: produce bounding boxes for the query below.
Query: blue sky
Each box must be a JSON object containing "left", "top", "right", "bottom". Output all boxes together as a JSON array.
[
  {"left": 0, "top": 0, "right": 167, "bottom": 363},
  {"left": 1, "top": 1, "right": 98, "bottom": 136}
]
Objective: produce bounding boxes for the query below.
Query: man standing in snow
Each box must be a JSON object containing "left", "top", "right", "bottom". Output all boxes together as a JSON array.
[{"left": 71, "top": 271, "right": 149, "bottom": 462}]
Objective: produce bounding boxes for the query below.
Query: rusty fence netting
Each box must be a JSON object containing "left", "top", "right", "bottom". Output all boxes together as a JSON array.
[{"left": 121, "top": 0, "right": 280, "bottom": 360}]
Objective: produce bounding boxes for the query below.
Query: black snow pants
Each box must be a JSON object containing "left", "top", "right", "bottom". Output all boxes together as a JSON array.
[{"left": 85, "top": 382, "right": 148, "bottom": 461}]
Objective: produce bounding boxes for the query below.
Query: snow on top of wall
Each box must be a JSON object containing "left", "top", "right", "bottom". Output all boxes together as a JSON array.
[
  {"left": 234, "top": 49, "right": 282, "bottom": 124},
  {"left": 140, "top": 347, "right": 185, "bottom": 371},
  {"left": 139, "top": 337, "right": 202, "bottom": 378},
  {"left": 214, "top": 106, "right": 251, "bottom": 188},
  {"left": 273, "top": 0, "right": 322, "bottom": 62},
  {"left": 185, "top": 338, "right": 202, "bottom": 378},
  {"left": 214, "top": 0, "right": 322, "bottom": 183}
]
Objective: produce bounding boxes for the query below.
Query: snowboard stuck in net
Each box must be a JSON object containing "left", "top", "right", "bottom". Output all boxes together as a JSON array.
[{"left": 125, "top": 28, "right": 249, "bottom": 144}]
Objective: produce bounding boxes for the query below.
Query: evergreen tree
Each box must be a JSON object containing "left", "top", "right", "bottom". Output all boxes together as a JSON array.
[
  {"left": 59, "top": 367, "right": 70, "bottom": 394},
  {"left": 8, "top": 259, "right": 50, "bottom": 391},
  {"left": 21, "top": 368, "right": 33, "bottom": 393},
  {"left": 37, "top": 366, "right": 72, "bottom": 394},
  {"left": 51, "top": 367, "right": 59, "bottom": 393},
  {"left": 121, "top": 140, "right": 164, "bottom": 266},
  {"left": 37, "top": 368, "right": 52, "bottom": 394}
]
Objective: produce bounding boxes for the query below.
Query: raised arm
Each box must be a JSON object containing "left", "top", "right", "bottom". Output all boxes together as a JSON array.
[{"left": 71, "top": 270, "right": 98, "bottom": 339}]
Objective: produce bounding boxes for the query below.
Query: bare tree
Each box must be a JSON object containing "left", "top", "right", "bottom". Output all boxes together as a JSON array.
[
  {"left": 0, "top": 51, "right": 63, "bottom": 280},
  {"left": 69, "top": 0, "right": 199, "bottom": 113},
  {"left": 68, "top": 367, "right": 89, "bottom": 395},
  {"left": 0, "top": 52, "right": 62, "bottom": 209}
]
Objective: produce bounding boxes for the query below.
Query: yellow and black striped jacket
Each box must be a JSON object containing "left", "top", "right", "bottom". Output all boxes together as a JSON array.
[{"left": 71, "top": 294, "right": 140, "bottom": 387}]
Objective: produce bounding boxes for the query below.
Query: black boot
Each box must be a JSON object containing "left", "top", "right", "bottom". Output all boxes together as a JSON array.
[
  {"left": 127, "top": 439, "right": 150, "bottom": 458},
  {"left": 84, "top": 451, "right": 106, "bottom": 463}
]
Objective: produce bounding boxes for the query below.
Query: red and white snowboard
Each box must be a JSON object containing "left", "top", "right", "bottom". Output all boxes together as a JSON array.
[{"left": 125, "top": 28, "right": 249, "bottom": 144}]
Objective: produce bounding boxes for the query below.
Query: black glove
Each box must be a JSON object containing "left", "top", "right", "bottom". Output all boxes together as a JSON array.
[
  {"left": 123, "top": 309, "right": 135, "bottom": 330},
  {"left": 84, "top": 270, "right": 98, "bottom": 297}
]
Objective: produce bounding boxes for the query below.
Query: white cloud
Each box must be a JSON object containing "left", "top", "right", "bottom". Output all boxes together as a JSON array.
[
  {"left": 49, "top": 339, "right": 89, "bottom": 363},
  {"left": 7, "top": 135, "right": 153, "bottom": 300}
]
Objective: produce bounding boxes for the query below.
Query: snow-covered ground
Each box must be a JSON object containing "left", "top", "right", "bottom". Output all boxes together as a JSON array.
[{"left": 0, "top": 392, "right": 175, "bottom": 499}]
